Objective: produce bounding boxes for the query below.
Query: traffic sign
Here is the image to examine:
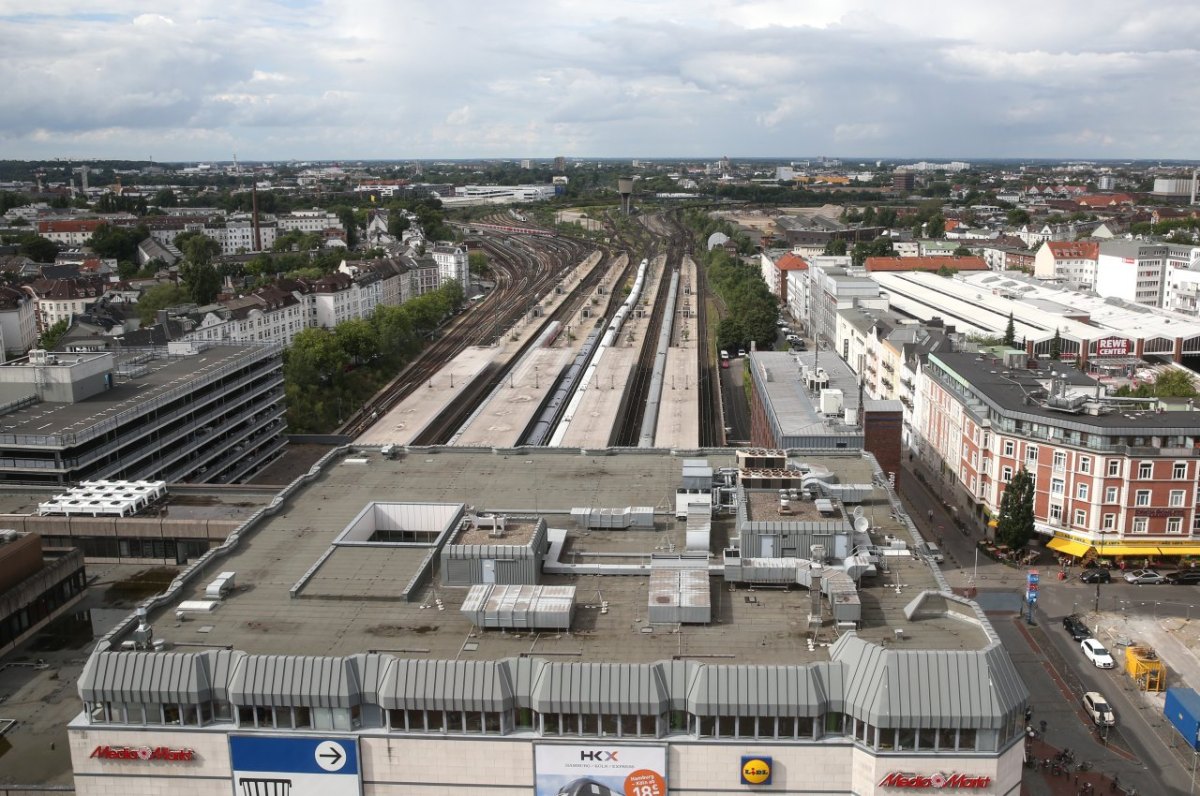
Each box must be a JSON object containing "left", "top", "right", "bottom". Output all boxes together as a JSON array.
[{"left": 230, "top": 736, "right": 360, "bottom": 796}]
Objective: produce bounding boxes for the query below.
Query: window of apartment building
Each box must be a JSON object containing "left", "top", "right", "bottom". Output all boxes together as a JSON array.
[
  {"left": 1003, "top": 440, "right": 1014, "bottom": 457},
  {"left": 1107, "top": 459, "right": 1120, "bottom": 477},
  {"left": 1027, "top": 445, "right": 1038, "bottom": 464},
  {"left": 1051, "top": 478, "right": 1065, "bottom": 497},
  {"left": 1076, "top": 483, "right": 1089, "bottom": 501},
  {"left": 1175, "top": 462, "right": 1189, "bottom": 479},
  {"left": 1168, "top": 517, "right": 1184, "bottom": 534},
  {"left": 1079, "top": 456, "right": 1091, "bottom": 475},
  {"left": 1170, "top": 490, "right": 1187, "bottom": 508},
  {"left": 1049, "top": 505, "right": 1063, "bottom": 523},
  {"left": 1105, "top": 486, "right": 1119, "bottom": 503},
  {"left": 1053, "top": 451, "right": 1067, "bottom": 471},
  {"left": 1132, "top": 517, "right": 1149, "bottom": 533},
  {"left": 1001, "top": 466, "right": 1013, "bottom": 483},
  {"left": 1135, "top": 490, "right": 1151, "bottom": 507},
  {"left": 1139, "top": 462, "right": 1153, "bottom": 479},
  {"left": 1073, "top": 509, "right": 1087, "bottom": 528},
  {"left": 1103, "top": 514, "right": 1116, "bottom": 530}
]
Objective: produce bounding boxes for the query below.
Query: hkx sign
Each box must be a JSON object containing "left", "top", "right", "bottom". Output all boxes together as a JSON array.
[
  {"left": 91, "top": 745, "right": 197, "bottom": 762},
  {"left": 579, "top": 750, "right": 620, "bottom": 762},
  {"left": 879, "top": 772, "right": 992, "bottom": 789}
]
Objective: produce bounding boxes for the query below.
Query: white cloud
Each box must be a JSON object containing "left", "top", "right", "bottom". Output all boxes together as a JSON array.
[{"left": 0, "top": 0, "right": 1197, "bottom": 158}]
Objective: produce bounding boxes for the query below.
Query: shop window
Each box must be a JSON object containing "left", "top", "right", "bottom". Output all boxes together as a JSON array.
[
  {"left": 918, "top": 728, "right": 937, "bottom": 750},
  {"left": 824, "top": 713, "right": 844, "bottom": 736},
  {"left": 426, "top": 709, "right": 445, "bottom": 732},
  {"left": 878, "top": 727, "right": 896, "bottom": 750},
  {"left": 293, "top": 706, "right": 312, "bottom": 729},
  {"left": 959, "top": 728, "right": 978, "bottom": 750},
  {"left": 895, "top": 727, "right": 916, "bottom": 751},
  {"left": 617, "top": 714, "right": 638, "bottom": 737},
  {"left": 580, "top": 714, "right": 598, "bottom": 735},
  {"left": 777, "top": 716, "right": 795, "bottom": 738},
  {"left": 717, "top": 715, "right": 737, "bottom": 737},
  {"left": 238, "top": 705, "right": 256, "bottom": 727},
  {"left": 937, "top": 727, "right": 957, "bottom": 750},
  {"left": 516, "top": 708, "right": 534, "bottom": 731},
  {"left": 669, "top": 711, "right": 688, "bottom": 733},
  {"left": 465, "top": 711, "right": 483, "bottom": 733},
  {"left": 483, "top": 712, "right": 502, "bottom": 734},
  {"left": 697, "top": 715, "right": 716, "bottom": 737}
]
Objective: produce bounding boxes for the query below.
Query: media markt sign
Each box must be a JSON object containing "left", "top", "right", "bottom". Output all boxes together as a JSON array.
[
  {"left": 91, "top": 745, "right": 197, "bottom": 762},
  {"left": 879, "top": 772, "right": 992, "bottom": 789}
]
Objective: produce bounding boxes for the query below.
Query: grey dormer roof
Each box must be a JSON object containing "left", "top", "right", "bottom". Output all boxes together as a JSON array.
[
  {"left": 379, "top": 659, "right": 514, "bottom": 712},
  {"left": 227, "top": 654, "right": 361, "bottom": 708},
  {"left": 685, "top": 664, "right": 834, "bottom": 717},
  {"left": 532, "top": 662, "right": 667, "bottom": 715},
  {"left": 831, "top": 635, "right": 1025, "bottom": 728}
]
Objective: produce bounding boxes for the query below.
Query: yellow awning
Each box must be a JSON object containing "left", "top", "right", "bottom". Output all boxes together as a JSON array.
[
  {"left": 1095, "top": 543, "right": 1200, "bottom": 557},
  {"left": 1047, "top": 537, "right": 1093, "bottom": 557}
]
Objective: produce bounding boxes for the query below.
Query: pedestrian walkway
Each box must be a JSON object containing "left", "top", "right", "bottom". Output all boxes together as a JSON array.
[{"left": 1023, "top": 737, "right": 1138, "bottom": 795}]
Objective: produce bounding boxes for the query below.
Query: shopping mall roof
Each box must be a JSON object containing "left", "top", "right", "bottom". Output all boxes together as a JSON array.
[
  {"left": 872, "top": 270, "right": 1200, "bottom": 349},
  {"left": 102, "top": 449, "right": 993, "bottom": 666}
]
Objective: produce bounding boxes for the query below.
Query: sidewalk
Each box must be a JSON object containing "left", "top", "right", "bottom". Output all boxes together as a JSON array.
[{"left": 1023, "top": 737, "right": 1137, "bottom": 796}]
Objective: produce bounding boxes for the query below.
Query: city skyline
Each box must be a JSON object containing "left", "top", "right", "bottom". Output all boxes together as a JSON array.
[{"left": 1, "top": 0, "right": 1199, "bottom": 161}]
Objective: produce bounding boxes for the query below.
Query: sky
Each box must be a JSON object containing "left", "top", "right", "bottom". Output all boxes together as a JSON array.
[{"left": 1, "top": 0, "right": 1198, "bottom": 162}]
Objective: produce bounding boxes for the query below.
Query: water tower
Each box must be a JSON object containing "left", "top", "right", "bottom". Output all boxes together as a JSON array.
[{"left": 617, "top": 177, "right": 634, "bottom": 215}]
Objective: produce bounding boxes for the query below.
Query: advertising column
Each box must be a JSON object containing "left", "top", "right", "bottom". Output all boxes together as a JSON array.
[{"left": 535, "top": 744, "right": 667, "bottom": 796}]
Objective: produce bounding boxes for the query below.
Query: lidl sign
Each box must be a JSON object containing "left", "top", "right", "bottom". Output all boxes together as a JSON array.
[{"left": 740, "top": 756, "right": 773, "bottom": 785}]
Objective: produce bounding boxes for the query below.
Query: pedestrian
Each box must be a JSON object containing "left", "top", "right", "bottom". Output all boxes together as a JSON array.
[
  {"left": 927, "top": 509, "right": 934, "bottom": 523},
  {"left": 1040, "top": 719, "right": 1047, "bottom": 736}
]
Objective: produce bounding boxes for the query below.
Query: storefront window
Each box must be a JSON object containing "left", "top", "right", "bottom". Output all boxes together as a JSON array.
[
  {"left": 959, "top": 728, "right": 977, "bottom": 750},
  {"left": 918, "top": 728, "right": 937, "bottom": 750},
  {"left": 937, "top": 727, "right": 957, "bottom": 750},
  {"left": 878, "top": 728, "right": 896, "bottom": 750},
  {"left": 823, "top": 712, "right": 844, "bottom": 736},
  {"left": 896, "top": 728, "right": 916, "bottom": 751}
]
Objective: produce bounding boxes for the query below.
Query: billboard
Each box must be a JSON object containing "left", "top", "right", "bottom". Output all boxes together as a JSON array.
[
  {"left": 535, "top": 744, "right": 667, "bottom": 796},
  {"left": 1095, "top": 337, "right": 1130, "bottom": 357},
  {"left": 229, "top": 736, "right": 360, "bottom": 796}
]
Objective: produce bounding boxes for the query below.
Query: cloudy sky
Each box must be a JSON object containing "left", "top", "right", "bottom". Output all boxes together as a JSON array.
[{"left": 2, "top": 0, "right": 1198, "bottom": 161}]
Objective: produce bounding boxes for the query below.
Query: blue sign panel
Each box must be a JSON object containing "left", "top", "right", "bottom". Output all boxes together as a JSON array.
[{"left": 230, "top": 736, "right": 360, "bottom": 796}]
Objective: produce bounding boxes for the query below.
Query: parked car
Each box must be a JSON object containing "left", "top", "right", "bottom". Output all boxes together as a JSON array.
[
  {"left": 792, "top": 340, "right": 807, "bottom": 351},
  {"left": 1166, "top": 570, "right": 1200, "bottom": 585},
  {"left": 737, "top": 348, "right": 747, "bottom": 358},
  {"left": 1062, "top": 614, "right": 1091, "bottom": 641},
  {"left": 786, "top": 333, "right": 801, "bottom": 343},
  {"left": 1081, "top": 638, "right": 1115, "bottom": 669},
  {"left": 1083, "top": 691, "right": 1116, "bottom": 726},
  {"left": 1080, "top": 568, "right": 1111, "bottom": 584},
  {"left": 916, "top": 542, "right": 944, "bottom": 564},
  {"left": 1124, "top": 569, "right": 1167, "bottom": 585}
]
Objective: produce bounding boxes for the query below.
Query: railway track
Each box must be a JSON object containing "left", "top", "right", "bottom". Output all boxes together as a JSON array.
[
  {"left": 339, "top": 232, "right": 593, "bottom": 438},
  {"left": 612, "top": 239, "right": 677, "bottom": 446}
]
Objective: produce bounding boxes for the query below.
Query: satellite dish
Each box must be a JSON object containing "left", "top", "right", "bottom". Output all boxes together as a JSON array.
[
  {"left": 852, "top": 506, "right": 864, "bottom": 519},
  {"left": 854, "top": 516, "right": 870, "bottom": 533}
]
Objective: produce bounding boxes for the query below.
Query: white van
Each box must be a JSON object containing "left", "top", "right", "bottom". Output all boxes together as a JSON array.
[{"left": 719, "top": 350, "right": 730, "bottom": 360}]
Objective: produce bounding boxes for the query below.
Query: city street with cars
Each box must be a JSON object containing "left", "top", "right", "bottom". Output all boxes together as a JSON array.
[{"left": 900, "top": 460, "right": 1200, "bottom": 795}]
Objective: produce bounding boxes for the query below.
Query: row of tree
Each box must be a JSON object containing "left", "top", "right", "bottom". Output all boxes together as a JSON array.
[
  {"left": 682, "top": 210, "right": 779, "bottom": 352},
  {"left": 283, "top": 280, "right": 465, "bottom": 432}
]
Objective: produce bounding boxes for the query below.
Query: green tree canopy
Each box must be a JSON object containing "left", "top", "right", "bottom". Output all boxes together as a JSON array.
[
  {"left": 180, "top": 261, "right": 221, "bottom": 305},
  {"left": 176, "top": 231, "right": 221, "bottom": 266},
  {"left": 17, "top": 233, "right": 58, "bottom": 262},
  {"left": 334, "top": 318, "right": 378, "bottom": 364},
  {"left": 995, "top": 468, "right": 1036, "bottom": 549},
  {"left": 1003, "top": 313, "right": 1015, "bottom": 347},
  {"left": 38, "top": 318, "right": 69, "bottom": 350},
  {"left": 89, "top": 222, "right": 148, "bottom": 262},
  {"left": 137, "top": 283, "right": 191, "bottom": 325}
]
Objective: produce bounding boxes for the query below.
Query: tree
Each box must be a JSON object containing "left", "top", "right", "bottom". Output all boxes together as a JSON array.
[
  {"left": 823, "top": 238, "right": 848, "bottom": 256},
  {"left": 285, "top": 328, "right": 348, "bottom": 386},
  {"left": 137, "top": 283, "right": 190, "bottom": 325},
  {"left": 334, "top": 318, "right": 378, "bottom": 365},
  {"left": 38, "top": 318, "right": 69, "bottom": 350},
  {"left": 953, "top": 245, "right": 973, "bottom": 256},
  {"left": 995, "top": 468, "right": 1036, "bottom": 549},
  {"left": 1003, "top": 313, "right": 1015, "bottom": 347},
  {"left": 153, "top": 188, "right": 178, "bottom": 208},
  {"left": 89, "top": 223, "right": 147, "bottom": 261},
  {"left": 1006, "top": 208, "right": 1031, "bottom": 226},
  {"left": 17, "top": 233, "right": 59, "bottom": 262},
  {"left": 176, "top": 231, "right": 221, "bottom": 267},
  {"left": 333, "top": 205, "right": 358, "bottom": 248},
  {"left": 468, "top": 251, "right": 489, "bottom": 276},
  {"left": 1049, "top": 328, "right": 1062, "bottom": 360},
  {"left": 180, "top": 261, "right": 221, "bottom": 305}
]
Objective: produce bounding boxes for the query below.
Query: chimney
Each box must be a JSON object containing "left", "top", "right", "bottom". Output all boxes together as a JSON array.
[{"left": 252, "top": 183, "right": 262, "bottom": 252}]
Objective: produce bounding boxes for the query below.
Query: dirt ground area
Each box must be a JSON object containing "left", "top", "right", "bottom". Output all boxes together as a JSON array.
[
  {"left": 711, "top": 209, "right": 781, "bottom": 233},
  {"left": 247, "top": 442, "right": 337, "bottom": 485}
]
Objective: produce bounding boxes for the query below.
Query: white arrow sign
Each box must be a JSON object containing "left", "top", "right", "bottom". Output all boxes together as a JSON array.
[{"left": 314, "top": 740, "right": 347, "bottom": 772}]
